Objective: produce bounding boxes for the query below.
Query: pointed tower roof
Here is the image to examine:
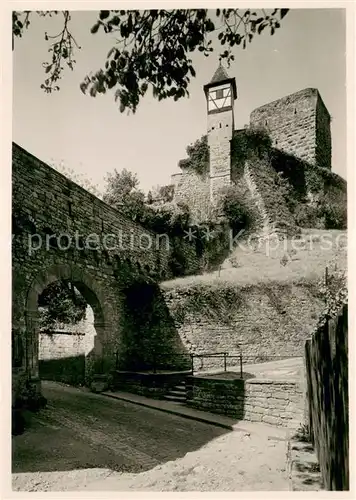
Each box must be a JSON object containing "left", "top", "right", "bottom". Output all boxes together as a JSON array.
[
  {"left": 203, "top": 61, "right": 237, "bottom": 99},
  {"left": 210, "top": 62, "right": 231, "bottom": 84}
]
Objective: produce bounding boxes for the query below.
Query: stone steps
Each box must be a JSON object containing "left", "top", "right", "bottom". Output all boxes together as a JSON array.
[{"left": 164, "top": 382, "right": 187, "bottom": 403}]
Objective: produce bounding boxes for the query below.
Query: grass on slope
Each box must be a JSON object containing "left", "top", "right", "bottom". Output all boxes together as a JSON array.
[{"left": 161, "top": 229, "right": 347, "bottom": 290}]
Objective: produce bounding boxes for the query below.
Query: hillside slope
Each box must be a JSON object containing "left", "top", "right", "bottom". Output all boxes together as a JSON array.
[{"left": 159, "top": 229, "right": 346, "bottom": 369}]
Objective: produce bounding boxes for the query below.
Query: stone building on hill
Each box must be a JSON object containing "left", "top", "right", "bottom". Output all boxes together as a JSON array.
[{"left": 171, "top": 63, "right": 345, "bottom": 233}]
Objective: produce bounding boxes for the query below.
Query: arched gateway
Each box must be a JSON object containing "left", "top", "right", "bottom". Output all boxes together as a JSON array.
[
  {"left": 12, "top": 143, "right": 174, "bottom": 401},
  {"left": 25, "top": 264, "right": 110, "bottom": 382}
]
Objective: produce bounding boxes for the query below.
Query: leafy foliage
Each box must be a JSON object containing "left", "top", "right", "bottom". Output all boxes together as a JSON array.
[
  {"left": 316, "top": 266, "right": 347, "bottom": 326},
  {"left": 319, "top": 196, "right": 347, "bottom": 230},
  {"left": 178, "top": 135, "right": 209, "bottom": 176},
  {"left": 229, "top": 128, "right": 346, "bottom": 231},
  {"left": 219, "top": 185, "right": 254, "bottom": 233},
  {"left": 103, "top": 168, "right": 146, "bottom": 221},
  {"left": 50, "top": 159, "right": 102, "bottom": 198},
  {"left": 38, "top": 280, "right": 87, "bottom": 331},
  {"left": 13, "top": 9, "right": 289, "bottom": 112},
  {"left": 147, "top": 184, "right": 175, "bottom": 204},
  {"left": 169, "top": 282, "right": 245, "bottom": 326},
  {"left": 13, "top": 11, "right": 81, "bottom": 93},
  {"left": 231, "top": 127, "right": 272, "bottom": 180}
]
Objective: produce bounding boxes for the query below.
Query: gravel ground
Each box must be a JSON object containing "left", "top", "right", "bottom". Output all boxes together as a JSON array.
[{"left": 12, "top": 381, "right": 290, "bottom": 492}]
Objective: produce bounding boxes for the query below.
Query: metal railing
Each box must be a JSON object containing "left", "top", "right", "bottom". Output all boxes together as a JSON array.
[
  {"left": 114, "top": 350, "right": 302, "bottom": 377},
  {"left": 190, "top": 351, "right": 243, "bottom": 377}
]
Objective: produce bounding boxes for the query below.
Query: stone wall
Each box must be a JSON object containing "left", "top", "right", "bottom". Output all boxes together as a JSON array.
[
  {"left": 162, "top": 281, "right": 325, "bottom": 371},
  {"left": 250, "top": 88, "right": 331, "bottom": 169},
  {"left": 305, "top": 304, "right": 348, "bottom": 490},
  {"left": 246, "top": 156, "right": 298, "bottom": 236},
  {"left": 38, "top": 308, "right": 96, "bottom": 386},
  {"left": 38, "top": 306, "right": 95, "bottom": 361},
  {"left": 244, "top": 379, "right": 304, "bottom": 429},
  {"left": 111, "top": 371, "right": 190, "bottom": 399},
  {"left": 12, "top": 142, "right": 170, "bottom": 279},
  {"left": 12, "top": 143, "right": 205, "bottom": 390},
  {"left": 171, "top": 171, "right": 211, "bottom": 223},
  {"left": 39, "top": 331, "right": 94, "bottom": 361},
  {"left": 315, "top": 94, "right": 332, "bottom": 170},
  {"left": 186, "top": 375, "right": 304, "bottom": 429}
]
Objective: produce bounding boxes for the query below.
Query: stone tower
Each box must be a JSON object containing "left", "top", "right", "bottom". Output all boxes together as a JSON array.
[
  {"left": 250, "top": 88, "right": 331, "bottom": 169},
  {"left": 204, "top": 63, "right": 237, "bottom": 202}
]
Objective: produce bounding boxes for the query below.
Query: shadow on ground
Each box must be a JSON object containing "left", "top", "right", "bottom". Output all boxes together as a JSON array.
[
  {"left": 12, "top": 380, "right": 230, "bottom": 475},
  {"left": 290, "top": 440, "right": 323, "bottom": 491}
]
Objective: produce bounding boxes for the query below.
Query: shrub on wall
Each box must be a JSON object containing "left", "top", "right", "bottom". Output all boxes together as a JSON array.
[
  {"left": 219, "top": 185, "right": 255, "bottom": 234},
  {"left": 319, "top": 197, "right": 347, "bottom": 230},
  {"left": 231, "top": 127, "right": 272, "bottom": 181},
  {"left": 315, "top": 266, "right": 347, "bottom": 329},
  {"left": 178, "top": 135, "right": 209, "bottom": 176},
  {"left": 294, "top": 204, "right": 322, "bottom": 228},
  {"left": 169, "top": 283, "right": 246, "bottom": 327}
]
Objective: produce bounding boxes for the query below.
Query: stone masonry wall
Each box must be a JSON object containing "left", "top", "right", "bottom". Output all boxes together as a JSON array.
[
  {"left": 186, "top": 376, "right": 305, "bottom": 429},
  {"left": 250, "top": 88, "right": 331, "bottom": 169},
  {"left": 39, "top": 306, "right": 96, "bottom": 361},
  {"left": 315, "top": 93, "right": 332, "bottom": 170},
  {"left": 162, "top": 281, "right": 325, "bottom": 371},
  {"left": 244, "top": 379, "right": 304, "bottom": 429},
  {"left": 171, "top": 171, "right": 211, "bottom": 223},
  {"left": 12, "top": 143, "right": 182, "bottom": 391},
  {"left": 39, "top": 331, "right": 94, "bottom": 361},
  {"left": 12, "top": 142, "right": 170, "bottom": 278}
]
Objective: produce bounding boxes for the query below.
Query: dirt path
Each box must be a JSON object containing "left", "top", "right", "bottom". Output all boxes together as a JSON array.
[{"left": 12, "top": 381, "right": 290, "bottom": 492}]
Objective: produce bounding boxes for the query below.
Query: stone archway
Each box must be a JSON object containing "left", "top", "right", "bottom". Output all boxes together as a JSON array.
[{"left": 25, "top": 263, "right": 111, "bottom": 387}]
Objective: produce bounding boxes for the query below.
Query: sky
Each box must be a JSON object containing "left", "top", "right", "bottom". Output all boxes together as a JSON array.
[{"left": 13, "top": 8, "right": 347, "bottom": 195}]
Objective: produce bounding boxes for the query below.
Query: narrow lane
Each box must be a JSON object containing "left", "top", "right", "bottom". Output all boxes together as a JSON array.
[{"left": 12, "top": 381, "right": 228, "bottom": 474}]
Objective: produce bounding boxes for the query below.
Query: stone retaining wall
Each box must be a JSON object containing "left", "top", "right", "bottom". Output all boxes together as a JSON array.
[
  {"left": 244, "top": 379, "right": 304, "bottom": 429},
  {"left": 186, "top": 375, "right": 305, "bottom": 429},
  {"left": 162, "top": 282, "right": 325, "bottom": 368}
]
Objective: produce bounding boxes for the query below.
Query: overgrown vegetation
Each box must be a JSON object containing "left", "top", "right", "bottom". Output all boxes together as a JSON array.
[
  {"left": 169, "top": 283, "right": 246, "bottom": 326},
  {"left": 219, "top": 184, "right": 259, "bottom": 234},
  {"left": 317, "top": 266, "right": 347, "bottom": 325},
  {"left": 38, "top": 280, "right": 87, "bottom": 331},
  {"left": 231, "top": 127, "right": 347, "bottom": 231},
  {"left": 231, "top": 127, "right": 272, "bottom": 180},
  {"left": 101, "top": 167, "right": 235, "bottom": 275},
  {"left": 178, "top": 135, "right": 209, "bottom": 176}
]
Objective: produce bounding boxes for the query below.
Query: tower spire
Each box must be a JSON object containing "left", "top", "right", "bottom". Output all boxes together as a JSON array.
[{"left": 210, "top": 61, "right": 231, "bottom": 84}]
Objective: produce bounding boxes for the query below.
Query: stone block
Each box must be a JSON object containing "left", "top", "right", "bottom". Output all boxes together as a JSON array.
[
  {"left": 247, "top": 412, "right": 263, "bottom": 422},
  {"left": 262, "top": 415, "right": 281, "bottom": 426},
  {"left": 90, "top": 376, "right": 108, "bottom": 393}
]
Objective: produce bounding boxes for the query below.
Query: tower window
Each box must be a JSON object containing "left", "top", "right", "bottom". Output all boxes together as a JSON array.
[
  {"left": 219, "top": 123, "right": 222, "bottom": 128},
  {"left": 216, "top": 89, "right": 224, "bottom": 99}
]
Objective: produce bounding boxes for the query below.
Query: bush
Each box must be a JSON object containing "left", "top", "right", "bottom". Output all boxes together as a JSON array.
[
  {"left": 320, "top": 200, "right": 347, "bottom": 230},
  {"left": 178, "top": 135, "right": 209, "bottom": 176},
  {"left": 219, "top": 185, "right": 254, "bottom": 233},
  {"left": 294, "top": 204, "right": 321, "bottom": 228}
]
